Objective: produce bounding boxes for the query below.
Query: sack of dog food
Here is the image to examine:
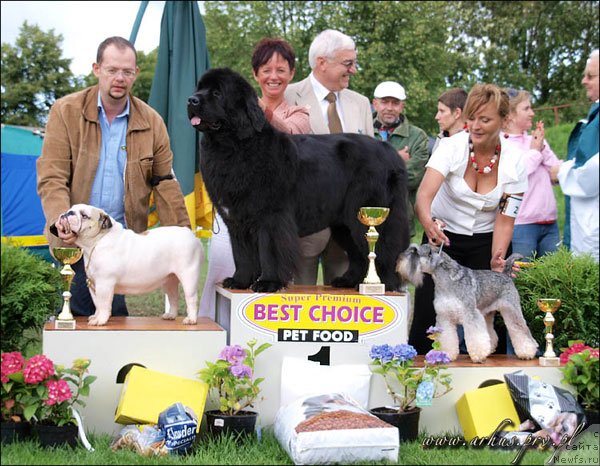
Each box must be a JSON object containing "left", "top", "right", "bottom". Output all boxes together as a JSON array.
[
  {"left": 111, "top": 403, "right": 198, "bottom": 456},
  {"left": 157, "top": 402, "right": 198, "bottom": 454},
  {"left": 504, "top": 371, "right": 585, "bottom": 444},
  {"left": 274, "top": 392, "right": 398, "bottom": 465}
]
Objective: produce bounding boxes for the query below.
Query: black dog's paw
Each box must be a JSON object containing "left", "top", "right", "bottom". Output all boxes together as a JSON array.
[
  {"left": 250, "top": 279, "right": 285, "bottom": 293},
  {"left": 330, "top": 276, "right": 360, "bottom": 289},
  {"left": 222, "top": 277, "right": 250, "bottom": 289}
]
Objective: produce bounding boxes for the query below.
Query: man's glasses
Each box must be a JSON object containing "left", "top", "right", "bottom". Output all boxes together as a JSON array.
[
  {"left": 338, "top": 59, "right": 359, "bottom": 69},
  {"left": 101, "top": 67, "right": 137, "bottom": 79}
]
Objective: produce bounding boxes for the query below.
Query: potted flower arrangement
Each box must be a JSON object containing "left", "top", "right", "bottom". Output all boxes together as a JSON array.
[
  {"left": 559, "top": 340, "right": 599, "bottom": 425},
  {"left": 1, "top": 352, "right": 96, "bottom": 447},
  {"left": 1, "top": 352, "right": 31, "bottom": 443},
  {"left": 369, "top": 327, "right": 452, "bottom": 441},
  {"left": 197, "top": 338, "right": 271, "bottom": 437}
]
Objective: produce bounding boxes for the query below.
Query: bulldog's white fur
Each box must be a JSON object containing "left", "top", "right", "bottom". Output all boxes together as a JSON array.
[{"left": 55, "top": 204, "right": 202, "bottom": 326}]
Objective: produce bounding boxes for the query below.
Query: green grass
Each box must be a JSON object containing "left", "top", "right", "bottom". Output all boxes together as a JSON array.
[{"left": 0, "top": 429, "right": 554, "bottom": 465}]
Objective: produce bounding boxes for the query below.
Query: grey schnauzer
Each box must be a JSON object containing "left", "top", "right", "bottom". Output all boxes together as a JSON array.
[{"left": 397, "top": 244, "right": 538, "bottom": 363}]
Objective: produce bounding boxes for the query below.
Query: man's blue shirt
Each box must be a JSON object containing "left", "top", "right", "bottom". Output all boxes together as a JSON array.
[{"left": 89, "top": 95, "right": 129, "bottom": 227}]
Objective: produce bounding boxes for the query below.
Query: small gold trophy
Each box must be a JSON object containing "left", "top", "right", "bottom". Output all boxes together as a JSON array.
[
  {"left": 357, "top": 207, "right": 390, "bottom": 295},
  {"left": 537, "top": 298, "right": 561, "bottom": 366},
  {"left": 53, "top": 247, "right": 83, "bottom": 330}
]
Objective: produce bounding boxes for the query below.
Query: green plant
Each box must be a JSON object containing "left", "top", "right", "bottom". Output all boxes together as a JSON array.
[
  {"left": 197, "top": 338, "right": 271, "bottom": 415},
  {"left": 369, "top": 327, "right": 452, "bottom": 412},
  {"left": 1, "top": 353, "right": 96, "bottom": 426},
  {"left": 514, "top": 247, "right": 599, "bottom": 351},
  {"left": 559, "top": 341, "right": 599, "bottom": 411},
  {"left": 1, "top": 243, "right": 62, "bottom": 352}
]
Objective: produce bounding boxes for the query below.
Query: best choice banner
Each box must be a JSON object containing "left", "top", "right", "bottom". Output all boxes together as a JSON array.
[{"left": 236, "top": 293, "right": 403, "bottom": 344}]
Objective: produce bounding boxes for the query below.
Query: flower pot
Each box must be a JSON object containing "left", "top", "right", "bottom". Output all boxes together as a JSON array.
[
  {"left": 1, "top": 421, "right": 31, "bottom": 444},
  {"left": 204, "top": 410, "right": 257, "bottom": 438},
  {"left": 369, "top": 407, "right": 421, "bottom": 442},
  {"left": 34, "top": 423, "right": 78, "bottom": 448}
]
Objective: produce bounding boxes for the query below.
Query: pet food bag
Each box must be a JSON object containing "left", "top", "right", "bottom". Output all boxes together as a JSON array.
[
  {"left": 279, "top": 357, "right": 372, "bottom": 408},
  {"left": 157, "top": 402, "right": 198, "bottom": 454},
  {"left": 504, "top": 370, "right": 585, "bottom": 443},
  {"left": 274, "top": 392, "right": 398, "bottom": 465}
]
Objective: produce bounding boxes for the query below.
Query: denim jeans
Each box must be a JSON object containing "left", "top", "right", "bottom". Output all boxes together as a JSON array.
[{"left": 512, "top": 222, "right": 560, "bottom": 260}]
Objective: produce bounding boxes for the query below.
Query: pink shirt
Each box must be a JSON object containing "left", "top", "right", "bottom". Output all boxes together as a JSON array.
[
  {"left": 502, "top": 131, "right": 561, "bottom": 224},
  {"left": 270, "top": 100, "right": 311, "bottom": 134}
]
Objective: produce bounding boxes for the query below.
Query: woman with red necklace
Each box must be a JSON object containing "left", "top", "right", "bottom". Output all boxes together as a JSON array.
[{"left": 409, "top": 84, "right": 528, "bottom": 355}]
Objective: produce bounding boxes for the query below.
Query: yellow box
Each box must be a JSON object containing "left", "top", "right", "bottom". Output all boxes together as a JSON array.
[
  {"left": 455, "top": 383, "right": 520, "bottom": 441},
  {"left": 115, "top": 366, "right": 208, "bottom": 430}
]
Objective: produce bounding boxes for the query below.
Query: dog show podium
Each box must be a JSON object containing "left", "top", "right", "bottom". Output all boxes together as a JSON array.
[
  {"left": 41, "top": 287, "right": 568, "bottom": 437},
  {"left": 42, "top": 316, "right": 226, "bottom": 435}
]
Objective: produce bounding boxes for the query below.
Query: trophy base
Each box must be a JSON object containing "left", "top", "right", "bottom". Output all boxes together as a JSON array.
[
  {"left": 359, "top": 283, "right": 386, "bottom": 295},
  {"left": 55, "top": 319, "right": 76, "bottom": 330},
  {"left": 539, "top": 356, "right": 560, "bottom": 367}
]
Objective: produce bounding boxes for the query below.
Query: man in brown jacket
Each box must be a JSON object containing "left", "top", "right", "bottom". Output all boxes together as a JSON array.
[{"left": 37, "top": 36, "right": 190, "bottom": 317}]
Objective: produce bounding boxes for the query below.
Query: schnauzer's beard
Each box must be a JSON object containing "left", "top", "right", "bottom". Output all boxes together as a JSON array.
[{"left": 396, "top": 246, "right": 425, "bottom": 287}]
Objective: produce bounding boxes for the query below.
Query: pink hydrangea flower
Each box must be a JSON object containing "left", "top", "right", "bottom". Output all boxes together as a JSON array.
[
  {"left": 23, "top": 354, "right": 55, "bottom": 384},
  {"left": 230, "top": 363, "right": 252, "bottom": 378},
  {"left": 559, "top": 343, "right": 597, "bottom": 365},
  {"left": 1, "top": 351, "right": 24, "bottom": 383},
  {"left": 219, "top": 345, "right": 246, "bottom": 364},
  {"left": 44, "top": 379, "right": 72, "bottom": 406}
]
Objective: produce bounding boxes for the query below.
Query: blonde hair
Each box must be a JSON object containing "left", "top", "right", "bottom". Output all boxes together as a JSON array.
[
  {"left": 464, "top": 84, "right": 510, "bottom": 120},
  {"left": 504, "top": 88, "right": 531, "bottom": 114}
]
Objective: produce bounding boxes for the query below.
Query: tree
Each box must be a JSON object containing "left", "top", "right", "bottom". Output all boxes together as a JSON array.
[
  {"left": 203, "top": 0, "right": 599, "bottom": 134},
  {"left": 1, "top": 21, "right": 75, "bottom": 126}
]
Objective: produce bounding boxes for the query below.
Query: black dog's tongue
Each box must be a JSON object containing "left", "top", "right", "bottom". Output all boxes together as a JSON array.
[{"left": 190, "top": 116, "right": 201, "bottom": 126}]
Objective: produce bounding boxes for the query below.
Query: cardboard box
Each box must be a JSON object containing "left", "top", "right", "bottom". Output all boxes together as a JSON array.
[
  {"left": 455, "top": 383, "right": 520, "bottom": 441},
  {"left": 115, "top": 366, "right": 208, "bottom": 429}
]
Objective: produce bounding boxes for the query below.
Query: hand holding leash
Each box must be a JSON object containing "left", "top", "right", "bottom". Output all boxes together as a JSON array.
[{"left": 427, "top": 217, "right": 449, "bottom": 247}]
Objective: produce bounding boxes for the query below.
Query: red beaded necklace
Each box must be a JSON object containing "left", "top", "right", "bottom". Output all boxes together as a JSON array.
[{"left": 469, "top": 139, "right": 500, "bottom": 174}]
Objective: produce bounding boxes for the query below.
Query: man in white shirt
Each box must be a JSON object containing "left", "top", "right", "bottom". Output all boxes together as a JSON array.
[{"left": 285, "top": 29, "right": 373, "bottom": 285}]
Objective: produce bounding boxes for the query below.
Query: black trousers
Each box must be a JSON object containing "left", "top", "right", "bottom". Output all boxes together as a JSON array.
[
  {"left": 67, "top": 258, "right": 128, "bottom": 317},
  {"left": 409, "top": 230, "right": 510, "bottom": 354}
]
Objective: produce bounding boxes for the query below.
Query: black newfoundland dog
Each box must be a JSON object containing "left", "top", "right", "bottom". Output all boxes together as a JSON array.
[{"left": 187, "top": 68, "right": 410, "bottom": 293}]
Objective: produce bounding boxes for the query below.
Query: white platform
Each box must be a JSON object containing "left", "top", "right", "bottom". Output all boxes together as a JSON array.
[
  {"left": 42, "top": 316, "right": 226, "bottom": 435},
  {"left": 214, "top": 286, "right": 569, "bottom": 435}
]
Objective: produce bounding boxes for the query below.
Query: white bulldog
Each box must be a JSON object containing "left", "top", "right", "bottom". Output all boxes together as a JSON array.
[{"left": 50, "top": 204, "right": 202, "bottom": 326}]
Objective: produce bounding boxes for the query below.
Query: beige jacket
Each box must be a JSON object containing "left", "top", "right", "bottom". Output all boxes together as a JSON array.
[
  {"left": 37, "top": 86, "right": 190, "bottom": 249},
  {"left": 284, "top": 76, "right": 374, "bottom": 136}
]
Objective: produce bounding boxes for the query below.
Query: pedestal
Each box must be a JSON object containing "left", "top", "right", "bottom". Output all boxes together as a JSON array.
[
  {"left": 215, "top": 284, "right": 409, "bottom": 429},
  {"left": 43, "top": 317, "right": 226, "bottom": 435}
]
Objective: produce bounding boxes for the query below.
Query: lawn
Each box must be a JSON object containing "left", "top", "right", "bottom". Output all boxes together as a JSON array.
[{"left": 1, "top": 428, "right": 555, "bottom": 465}]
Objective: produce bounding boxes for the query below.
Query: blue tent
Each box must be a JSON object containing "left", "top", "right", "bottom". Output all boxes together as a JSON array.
[{"left": 1, "top": 124, "right": 51, "bottom": 260}]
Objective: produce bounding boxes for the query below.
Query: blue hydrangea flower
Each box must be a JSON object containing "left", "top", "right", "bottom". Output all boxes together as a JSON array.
[
  {"left": 391, "top": 344, "right": 417, "bottom": 362},
  {"left": 370, "top": 344, "right": 394, "bottom": 362},
  {"left": 425, "top": 350, "right": 451, "bottom": 365}
]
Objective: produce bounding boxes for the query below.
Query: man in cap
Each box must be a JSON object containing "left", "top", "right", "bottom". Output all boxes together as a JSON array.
[{"left": 372, "top": 81, "right": 429, "bottom": 236}]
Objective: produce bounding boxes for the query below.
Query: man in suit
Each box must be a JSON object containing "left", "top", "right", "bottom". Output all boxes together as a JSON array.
[{"left": 285, "top": 29, "right": 374, "bottom": 286}]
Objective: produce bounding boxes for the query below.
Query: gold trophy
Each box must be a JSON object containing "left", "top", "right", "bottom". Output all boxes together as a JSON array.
[
  {"left": 357, "top": 207, "right": 390, "bottom": 295},
  {"left": 53, "top": 247, "right": 83, "bottom": 330},
  {"left": 537, "top": 298, "right": 561, "bottom": 366}
]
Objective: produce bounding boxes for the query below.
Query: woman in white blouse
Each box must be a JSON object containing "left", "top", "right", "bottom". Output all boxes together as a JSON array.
[{"left": 409, "top": 84, "right": 528, "bottom": 355}]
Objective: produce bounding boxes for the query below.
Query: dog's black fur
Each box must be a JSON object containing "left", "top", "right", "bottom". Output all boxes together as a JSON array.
[{"left": 187, "top": 68, "right": 410, "bottom": 292}]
